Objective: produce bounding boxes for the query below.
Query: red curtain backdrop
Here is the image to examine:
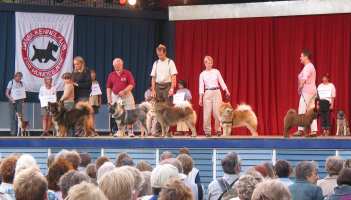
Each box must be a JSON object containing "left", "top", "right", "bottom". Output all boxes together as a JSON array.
[{"left": 174, "top": 14, "right": 351, "bottom": 136}]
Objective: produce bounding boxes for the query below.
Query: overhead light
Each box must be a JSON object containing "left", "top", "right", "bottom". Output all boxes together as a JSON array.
[
  {"left": 128, "top": 0, "right": 137, "bottom": 6},
  {"left": 119, "top": 0, "right": 127, "bottom": 5}
]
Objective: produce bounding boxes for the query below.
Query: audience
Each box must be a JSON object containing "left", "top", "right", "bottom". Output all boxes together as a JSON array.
[
  {"left": 78, "top": 152, "right": 91, "bottom": 172},
  {"left": 97, "top": 162, "right": 115, "bottom": 183},
  {"left": 231, "top": 175, "right": 259, "bottom": 200},
  {"left": 58, "top": 170, "right": 90, "bottom": 199},
  {"left": 317, "top": 156, "right": 344, "bottom": 197},
  {"left": 160, "top": 151, "right": 174, "bottom": 162},
  {"left": 14, "top": 167, "right": 48, "bottom": 200},
  {"left": 85, "top": 163, "right": 97, "bottom": 183},
  {"left": 150, "top": 164, "right": 181, "bottom": 200},
  {"left": 65, "top": 181, "right": 108, "bottom": 200},
  {"left": 119, "top": 166, "right": 145, "bottom": 199},
  {"left": 47, "top": 158, "right": 73, "bottom": 199},
  {"left": 96, "top": 156, "right": 110, "bottom": 170},
  {"left": 251, "top": 179, "right": 291, "bottom": 200},
  {"left": 15, "top": 154, "right": 38, "bottom": 176},
  {"left": 208, "top": 152, "right": 240, "bottom": 200},
  {"left": 47, "top": 154, "right": 56, "bottom": 169},
  {"left": 115, "top": 152, "right": 134, "bottom": 167},
  {"left": 159, "top": 178, "right": 194, "bottom": 200},
  {"left": 0, "top": 156, "right": 18, "bottom": 200},
  {"left": 275, "top": 160, "right": 293, "bottom": 186},
  {"left": 139, "top": 171, "right": 152, "bottom": 199},
  {"left": 327, "top": 168, "right": 351, "bottom": 200},
  {"left": 136, "top": 160, "right": 153, "bottom": 172},
  {"left": 288, "top": 161, "right": 324, "bottom": 200}
]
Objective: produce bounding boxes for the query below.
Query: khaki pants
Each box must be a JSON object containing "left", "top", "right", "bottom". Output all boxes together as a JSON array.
[
  {"left": 203, "top": 89, "right": 222, "bottom": 134},
  {"left": 298, "top": 93, "right": 317, "bottom": 132},
  {"left": 112, "top": 92, "right": 136, "bottom": 110}
]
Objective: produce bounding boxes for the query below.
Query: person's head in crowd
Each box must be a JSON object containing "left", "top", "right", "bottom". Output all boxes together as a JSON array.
[
  {"left": 176, "top": 154, "right": 193, "bottom": 175},
  {"left": 322, "top": 73, "right": 330, "bottom": 84},
  {"left": 59, "top": 170, "right": 90, "bottom": 199},
  {"left": 178, "top": 80, "right": 187, "bottom": 89},
  {"left": 79, "top": 152, "right": 91, "bottom": 169},
  {"left": 43, "top": 76, "right": 53, "bottom": 88},
  {"left": 90, "top": 69, "right": 97, "bottom": 82},
  {"left": 160, "top": 151, "right": 174, "bottom": 161},
  {"left": 236, "top": 175, "right": 259, "bottom": 200},
  {"left": 86, "top": 163, "right": 97, "bottom": 180},
  {"left": 179, "top": 147, "right": 190, "bottom": 155},
  {"left": 14, "top": 72, "right": 23, "bottom": 82},
  {"left": 47, "top": 158, "right": 73, "bottom": 191},
  {"left": 151, "top": 164, "right": 180, "bottom": 195},
  {"left": 115, "top": 152, "right": 134, "bottom": 167},
  {"left": 99, "top": 168, "right": 135, "bottom": 200},
  {"left": 97, "top": 162, "right": 115, "bottom": 183},
  {"left": 222, "top": 152, "right": 240, "bottom": 175},
  {"left": 15, "top": 154, "right": 38, "bottom": 177},
  {"left": 160, "top": 158, "right": 183, "bottom": 174},
  {"left": 262, "top": 162, "right": 276, "bottom": 178},
  {"left": 119, "top": 166, "right": 145, "bottom": 198},
  {"left": 0, "top": 156, "right": 18, "bottom": 184},
  {"left": 337, "top": 168, "right": 351, "bottom": 186},
  {"left": 300, "top": 49, "right": 312, "bottom": 65},
  {"left": 325, "top": 156, "right": 344, "bottom": 176},
  {"left": 96, "top": 156, "right": 110, "bottom": 170},
  {"left": 254, "top": 165, "right": 268, "bottom": 178},
  {"left": 139, "top": 171, "right": 152, "bottom": 197},
  {"left": 275, "top": 160, "right": 292, "bottom": 178},
  {"left": 65, "top": 182, "right": 108, "bottom": 200},
  {"left": 112, "top": 58, "right": 124, "bottom": 72},
  {"left": 62, "top": 72, "right": 73, "bottom": 83},
  {"left": 159, "top": 178, "right": 193, "bottom": 200},
  {"left": 156, "top": 44, "right": 167, "bottom": 60},
  {"left": 136, "top": 160, "right": 153, "bottom": 172},
  {"left": 345, "top": 159, "right": 351, "bottom": 168},
  {"left": 295, "top": 161, "right": 319, "bottom": 184},
  {"left": 14, "top": 167, "right": 48, "bottom": 200},
  {"left": 251, "top": 179, "right": 291, "bottom": 200},
  {"left": 73, "top": 56, "right": 86, "bottom": 72},
  {"left": 62, "top": 150, "right": 81, "bottom": 170},
  {"left": 245, "top": 168, "right": 264, "bottom": 183},
  {"left": 47, "top": 154, "right": 56, "bottom": 168}
]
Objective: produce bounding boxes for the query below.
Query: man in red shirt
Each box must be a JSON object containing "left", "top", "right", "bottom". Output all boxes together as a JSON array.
[{"left": 106, "top": 58, "right": 136, "bottom": 136}]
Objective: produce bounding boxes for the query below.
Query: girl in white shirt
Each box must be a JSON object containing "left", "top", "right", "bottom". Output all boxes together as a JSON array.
[
  {"left": 317, "top": 74, "right": 336, "bottom": 136},
  {"left": 39, "top": 76, "right": 56, "bottom": 136}
]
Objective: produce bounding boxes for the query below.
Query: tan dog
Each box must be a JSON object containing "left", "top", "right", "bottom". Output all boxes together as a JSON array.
[
  {"left": 154, "top": 101, "right": 197, "bottom": 137},
  {"left": 16, "top": 113, "right": 30, "bottom": 136},
  {"left": 283, "top": 108, "right": 318, "bottom": 137},
  {"left": 219, "top": 102, "right": 258, "bottom": 136}
]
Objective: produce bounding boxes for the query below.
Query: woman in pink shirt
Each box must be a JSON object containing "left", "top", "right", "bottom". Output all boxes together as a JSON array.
[{"left": 199, "top": 56, "right": 230, "bottom": 137}]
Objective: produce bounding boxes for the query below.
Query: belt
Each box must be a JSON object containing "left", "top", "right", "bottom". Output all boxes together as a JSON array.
[{"left": 205, "top": 87, "right": 220, "bottom": 91}]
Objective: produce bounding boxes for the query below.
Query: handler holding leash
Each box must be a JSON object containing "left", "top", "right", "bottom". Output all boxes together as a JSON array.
[
  {"left": 107, "top": 58, "right": 136, "bottom": 137},
  {"left": 295, "top": 49, "right": 318, "bottom": 137}
]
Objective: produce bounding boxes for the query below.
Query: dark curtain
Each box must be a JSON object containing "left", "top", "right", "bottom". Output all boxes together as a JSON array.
[
  {"left": 175, "top": 14, "right": 351, "bottom": 136},
  {"left": 74, "top": 16, "right": 170, "bottom": 103}
]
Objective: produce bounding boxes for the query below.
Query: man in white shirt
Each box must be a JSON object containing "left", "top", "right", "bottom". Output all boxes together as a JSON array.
[{"left": 317, "top": 156, "right": 343, "bottom": 198}]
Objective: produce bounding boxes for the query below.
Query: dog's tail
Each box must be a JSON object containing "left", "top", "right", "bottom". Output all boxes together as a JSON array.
[
  {"left": 236, "top": 104, "right": 253, "bottom": 112},
  {"left": 75, "top": 101, "right": 94, "bottom": 115},
  {"left": 236, "top": 103, "right": 258, "bottom": 128},
  {"left": 287, "top": 109, "right": 297, "bottom": 115}
]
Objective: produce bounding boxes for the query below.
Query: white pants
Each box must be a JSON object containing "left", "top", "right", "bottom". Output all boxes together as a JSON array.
[
  {"left": 203, "top": 89, "right": 222, "bottom": 133},
  {"left": 298, "top": 93, "right": 317, "bottom": 132}
]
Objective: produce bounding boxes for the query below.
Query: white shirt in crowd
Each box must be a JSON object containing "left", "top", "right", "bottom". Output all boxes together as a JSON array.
[
  {"left": 207, "top": 173, "right": 239, "bottom": 200},
  {"left": 317, "top": 83, "right": 336, "bottom": 103},
  {"left": 317, "top": 175, "right": 338, "bottom": 197},
  {"left": 150, "top": 58, "right": 178, "bottom": 83},
  {"left": 199, "top": 68, "right": 228, "bottom": 95}
]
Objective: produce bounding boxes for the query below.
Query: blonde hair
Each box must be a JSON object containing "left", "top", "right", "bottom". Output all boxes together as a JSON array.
[
  {"left": 14, "top": 167, "right": 48, "bottom": 200},
  {"left": 99, "top": 168, "right": 135, "bottom": 200},
  {"left": 73, "top": 56, "right": 86, "bottom": 72},
  {"left": 159, "top": 177, "right": 193, "bottom": 200},
  {"left": 119, "top": 166, "right": 145, "bottom": 192},
  {"left": 204, "top": 56, "right": 213, "bottom": 64},
  {"left": 66, "top": 181, "right": 108, "bottom": 200},
  {"left": 251, "top": 180, "right": 291, "bottom": 200}
]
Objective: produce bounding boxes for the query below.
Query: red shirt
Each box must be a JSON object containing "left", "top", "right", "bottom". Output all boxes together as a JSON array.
[{"left": 106, "top": 70, "right": 135, "bottom": 94}]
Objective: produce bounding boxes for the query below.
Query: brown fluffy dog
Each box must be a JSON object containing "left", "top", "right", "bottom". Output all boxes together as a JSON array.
[
  {"left": 219, "top": 102, "right": 258, "bottom": 136},
  {"left": 283, "top": 108, "right": 318, "bottom": 137},
  {"left": 48, "top": 101, "right": 94, "bottom": 137},
  {"left": 154, "top": 101, "right": 197, "bottom": 137}
]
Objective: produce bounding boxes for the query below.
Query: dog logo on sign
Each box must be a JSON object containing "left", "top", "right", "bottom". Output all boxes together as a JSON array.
[{"left": 21, "top": 28, "right": 68, "bottom": 78}]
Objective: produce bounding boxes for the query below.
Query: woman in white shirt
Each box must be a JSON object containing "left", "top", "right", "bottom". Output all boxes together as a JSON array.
[
  {"left": 199, "top": 56, "right": 230, "bottom": 137},
  {"left": 39, "top": 76, "right": 56, "bottom": 136},
  {"left": 317, "top": 74, "right": 336, "bottom": 136}
]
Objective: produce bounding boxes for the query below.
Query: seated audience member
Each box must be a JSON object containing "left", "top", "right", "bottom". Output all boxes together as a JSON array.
[
  {"left": 208, "top": 152, "right": 240, "bottom": 200},
  {"left": 317, "top": 156, "right": 344, "bottom": 197},
  {"left": 136, "top": 160, "right": 153, "bottom": 172},
  {"left": 160, "top": 151, "right": 174, "bottom": 162},
  {"left": 65, "top": 181, "right": 108, "bottom": 200},
  {"left": 47, "top": 158, "right": 73, "bottom": 200},
  {"left": 289, "top": 161, "right": 323, "bottom": 200},
  {"left": 97, "top": 162, "right": 115, "bottom": 183},
  {"left": 0, "top": 156, "right": 18, "bottom": 199},
  {"left": 139, "top": 171, "right": 152, "bottom": 199},
  {"left": 327, "top": 168, "right": 351, "bottom": 200},
  {"left": 119, "top": 166, "right": 145, "bottom": 198},
  {"left": 251, "top": 179, "right": 291, "bottom": 200},
  {"left": 58, "top": 170, "right": 90, "bottom": 199},
  {"left": 179, "top": 148, "right": 202, "bottom": 185},
  {"left": 78, "top": 152, "right": 91, "bottom": 172},
  {"left": 115, "top": 152, "right": 134, "bottom": 167},
  {"left": 230, "top": 175, "right": 259, "bottom": 200},
  {"left": 95, "top": 156, "right": 110, "bottom": 170},
  {"left": 99, "top": 168, "right": 135, "bottom": 200},
  {"left": 262, "top": 162, "right": 276, "bottom": 178},
  {"left": 14, "top": 167, "right": 48, "bottom": 200},
  {"left": 85, "top": 163, "right": 97, "bottom": 183},
  {"left": 15, "top": 154, "right": 38, "bottom": 177},
  {"left": 159, "top": 178, "right": 194, "bottom": 200},
  {"left": 275, "top": 160, "right": 293, "bottom": 186},
  {"left": 150, "top": 164, "right": 181, "bottom": 200}
]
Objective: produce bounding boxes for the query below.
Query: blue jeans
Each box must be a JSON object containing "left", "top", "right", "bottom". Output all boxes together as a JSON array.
[{"left": 9, "top": 100, "right": 24, "bottom": 136}]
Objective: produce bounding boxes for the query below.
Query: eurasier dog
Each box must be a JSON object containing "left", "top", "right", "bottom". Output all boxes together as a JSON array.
[
  {"left": 16, "top": 113, "right": 29, "bottom": 136},
  {"left": 283, "top": 108, "right": 318, "bottom": 137},
  {"left": 219, "top": 102, "right": 258, "bottom": 136},
  {"left": 336, "top": 110, "right": 350, "bottom": 136},
  {"left": 48, "top": 101, "right": 94, "bottom": 137},
  {"left": 154, "top": 101, "right": 197, "bottom": 137},
  {"left": 109, "top": 101, "right": 151, "bottom": 137}
]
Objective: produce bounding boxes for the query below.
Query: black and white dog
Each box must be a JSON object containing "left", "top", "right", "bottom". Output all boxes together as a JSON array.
[{"left": 109, "top": 100, "right": 151, "bottom": 137}]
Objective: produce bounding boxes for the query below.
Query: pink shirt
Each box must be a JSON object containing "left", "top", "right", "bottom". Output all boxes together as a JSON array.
[
  {"left": 199, "top": 68, "right": 228, "bottom": 95},
  {"left": 298, "top": 63, "right": 316, "bottom": 95}
]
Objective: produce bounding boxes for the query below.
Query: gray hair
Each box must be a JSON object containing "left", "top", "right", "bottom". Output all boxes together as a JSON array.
[
  {"left": 221, "top": 152, "right": 240, "bottom": 175},
  {"left": 139, "top": 171, "right": 152, "bottom": 197},
  {"left": 97, "top": 162, "right": 115, "bottom": 183},
  {"left": 295, "top": 161, "right": 317, "bottom": 180},
  {"left": 236, "top": 175, "right": 259, "bottom": 200},
  {"left": 251, "top": 180, "right": 291, "bottom": 200},
  {"left": 59, "top": 171, "right": 90, "bottom": 199},
  {"left": 160, "top": 151, "right": 174, "bottom": 161},
  {"left": 160, "top": 158, "right": 183, "bottom": 174},
  {"left": 119, "top": 166, "right": 145, "bottom": 192},
  {"left": 66, "top": 181, "right": 107, "bottom": 200},
  {"left": 15, "top": 154, "right": 38, "bottom": 177},
  {"left": 325, "top": 156, "right": 344, "bottom": 176},
  {"left": 245, "top": 168, "right": 264, "bottom": 183}
]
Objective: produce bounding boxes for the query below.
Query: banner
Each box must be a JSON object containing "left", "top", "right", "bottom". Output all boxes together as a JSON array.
[{"left": 15, "top": 12, "right": 74, "bottom": 92}]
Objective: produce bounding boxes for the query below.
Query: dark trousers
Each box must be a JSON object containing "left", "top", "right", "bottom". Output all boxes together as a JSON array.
[
  {"left": 156, "top": 83, "right": 172, "bottom": 104},
  {"left": 9, "top": 100, "right": 24, "bottom": 135},
  {"left": 319, "top": 99, "right": 331, "bottom": 130}
]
